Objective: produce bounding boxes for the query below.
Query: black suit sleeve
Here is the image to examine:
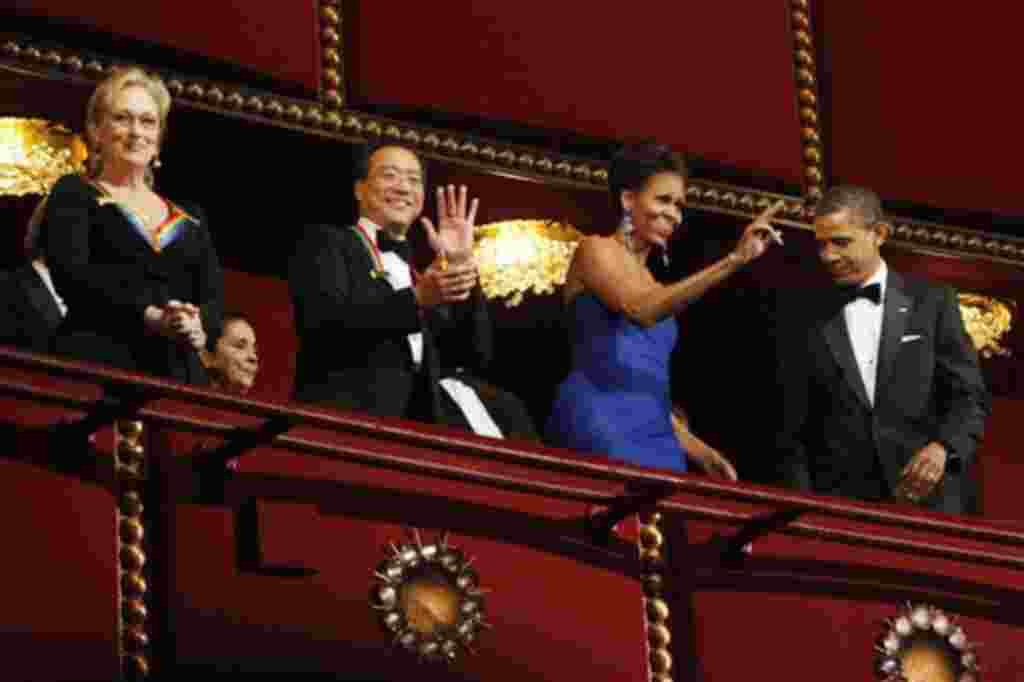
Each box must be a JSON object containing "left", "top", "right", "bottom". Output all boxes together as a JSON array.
[
  {"left": 289, "top": 225, "right": 421, "bottom": 338},
  {"left": 772, "top": 299, "right": 813, "bottom": 491},
  {"left": 41, "top": 174, "right": 159, "bottom": 332},
  {"left": 931, "top": 285, "right": 989, "bottom": 465},
  {"left": 426, "top": 287, "right": 493, "bottom": 374}
]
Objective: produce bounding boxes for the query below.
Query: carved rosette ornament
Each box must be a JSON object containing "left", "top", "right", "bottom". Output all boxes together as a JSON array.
[
  {"left": 371, "top": 531, "right": 489, "bottom": 663},
  {"left": 639, "top": 512, "right": 672, "bottom": 682},
  {"left": 876, "top": 604, "right": 981, "bottom": 682},
  {"left": 114, "top": 420, "right": 151, "bottom": 679}
]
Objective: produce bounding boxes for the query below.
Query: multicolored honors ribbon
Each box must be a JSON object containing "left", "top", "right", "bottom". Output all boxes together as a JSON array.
[
  {"left": 94, "top": 184, "right": 196, "bottom": 253},
  {"left": 352, "top": 222, "right": 389, "bottom": 280}
]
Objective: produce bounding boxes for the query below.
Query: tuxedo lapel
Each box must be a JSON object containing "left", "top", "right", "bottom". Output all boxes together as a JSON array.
[
  {"left": 875, "top": 271, "right": 911, "bottom": 398},
  {"left": 821, "top": 308, "right": 872, "bottom": 409}
]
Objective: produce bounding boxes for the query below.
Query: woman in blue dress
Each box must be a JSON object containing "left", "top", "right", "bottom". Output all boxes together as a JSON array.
[{"left": 545, "top": 143, "right": 783, "bottom": 476}]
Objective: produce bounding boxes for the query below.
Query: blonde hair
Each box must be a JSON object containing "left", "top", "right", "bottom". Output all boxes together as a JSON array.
[{"left": 85, "top": 66, "right": 171, "bottom": 184}]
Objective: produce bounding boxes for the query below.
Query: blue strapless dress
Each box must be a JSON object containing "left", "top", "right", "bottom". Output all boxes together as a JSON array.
[{"left": 545, "top": 293, "right": 687, "bottom": 472}]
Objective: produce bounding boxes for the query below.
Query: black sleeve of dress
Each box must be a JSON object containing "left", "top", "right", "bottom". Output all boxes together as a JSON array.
[
  {"left": 181, "top": 203, "right": 225, "bottom": 352},
  {"left": 289, "top": 225, "right": 421, "bottom": 338},
  {"left": 40, "top": 174, "right": 158, "bottom": 334}
]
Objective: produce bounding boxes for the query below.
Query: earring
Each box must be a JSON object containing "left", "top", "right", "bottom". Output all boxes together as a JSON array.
[
  {"left": 661, "top": 246, "right": 670, "bottom": 268},
  {"left": 620, "top": 209, "right": 636, "bottom": 252},
  {"left": 152, "top": 157, "right": 162, "bottom": 169}
]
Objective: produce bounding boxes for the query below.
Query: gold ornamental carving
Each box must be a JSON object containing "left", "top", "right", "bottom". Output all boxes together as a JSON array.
[
  {"left": 0, "top": 118, "right": 87, "bottom": 197},
  {"left": 115, "top": 420, "right": 151, "bottom": 680},
  {"left": 639, "top": 512, "right": 672, "bottom": 682},
  {"left": 875, "top": 604, "right": 980, "bottom": 682},
  {"left": 789, "top": 1, "right": 824, "bottom": 202},
  {"left": 475, "top": 220, "right": 582, "bottom": 307},
  {"left": 371, "top": 531, "right": 489, "bottom": 662},
  {"left": 957, "top": 293, "right": 1014, "bottom": 358},
  {"left": 7, "top": 35, "right": 1024, "bottom": 267}
]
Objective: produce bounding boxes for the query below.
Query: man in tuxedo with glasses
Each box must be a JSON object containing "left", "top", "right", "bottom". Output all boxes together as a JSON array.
[
  {"left": 774, "top": 185, "right": 988, "bottom": 514},
  {"left": 289, "top": 142, "right": 536, "bottom": 440}
]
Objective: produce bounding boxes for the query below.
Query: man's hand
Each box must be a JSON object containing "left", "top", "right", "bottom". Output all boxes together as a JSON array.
[
  {"left": 414, "top": 259, "right": 478, "bottom": 307},
  {"left": 893, "top": 442, "right": 948, "bottom": 503},
  {"left": 420, "top": 184, "right": 479, "bottom": 265}
]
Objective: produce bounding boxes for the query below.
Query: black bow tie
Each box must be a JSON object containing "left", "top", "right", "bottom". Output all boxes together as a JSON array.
[
  {"left": 377, "top": 234, "right": 412, "bottom": 261},
  {"left": 839, "top": 282, "right": 882, "bottom": 305}
]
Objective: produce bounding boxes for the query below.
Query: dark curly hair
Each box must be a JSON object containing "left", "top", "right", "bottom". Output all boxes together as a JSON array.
[{"left": 608, "top": 141, "right": 688, "bottom": 218}]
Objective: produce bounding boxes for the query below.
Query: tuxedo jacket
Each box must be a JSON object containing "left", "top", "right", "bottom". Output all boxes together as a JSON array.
[
  {"left": 39, "top": 173, "right": 223, "bottom": 385},
  {"left": 289, "top": 223, "right": 494, "bottom": 425},
  {"left": 0, "top": 264, "right": 63, "bottom": 353},
  {"left": 775, "top": 270, "right": 988, "bottom": 514}
]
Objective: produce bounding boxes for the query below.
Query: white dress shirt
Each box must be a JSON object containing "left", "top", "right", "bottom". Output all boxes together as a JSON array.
[
  {"left": 842, "top": 260, "right": 887, "bottom": 405},
  {"left": 32, "top": 259, "right": 67, "bottom": 317},
  {"left": 358, "top": 218, "right": 503, "bottom": 438}
]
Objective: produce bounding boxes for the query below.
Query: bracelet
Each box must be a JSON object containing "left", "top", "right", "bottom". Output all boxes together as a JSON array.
[{"left": 726, "top": 251, "right": 743, "bottom": 267}]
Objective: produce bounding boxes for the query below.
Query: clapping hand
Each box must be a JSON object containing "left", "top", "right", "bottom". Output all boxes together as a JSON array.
[
  {"left": 732, "top": 200, "right": 785, "bottom": 266},
  {"left": 165, "top": 300, "right": 207, "bottom": 351},
  {"left": 146, "top": 300, "right": 207, "bottom": 351},
  {"left": 420, "top": 184, "right": 480, "bottom": 266},
  {"left": 414, "top": 258, "right": 478, "bottom": 307}
]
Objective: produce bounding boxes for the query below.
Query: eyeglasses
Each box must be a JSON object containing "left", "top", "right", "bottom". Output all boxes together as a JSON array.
[{"left": 109, "top": 111, "right": 160, "bottom": 132}]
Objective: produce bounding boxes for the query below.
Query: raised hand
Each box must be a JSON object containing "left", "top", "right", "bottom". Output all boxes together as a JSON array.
[
  {"left": 732, "top": 200, "right": 785, "bottom": 266},
  {"left": 420, "top": 184, "right": 480, "bottom": 265},
  {"left": 414, "top": 259, "right": 478, "bottom": 307}
]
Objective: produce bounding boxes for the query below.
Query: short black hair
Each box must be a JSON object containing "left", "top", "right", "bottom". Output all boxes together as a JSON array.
[
  {"left": 351, "top": 141, "right": 427, "bottom": 184},
  {"left": 814, "top": 185, "right": 886, "bottom": 226},
  {"left": 608, "top": 141, "right": 688, "bottom": 217},
  {"left": 222, "top": 311, "right": 255, "bottom": 331}
]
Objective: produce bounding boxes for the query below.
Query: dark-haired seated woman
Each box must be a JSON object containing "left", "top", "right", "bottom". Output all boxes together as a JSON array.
[
  {"left": 39, "top": 66, "right": 223, "bottom": 384},
  {"left": 545, "top": 143, "right": 783, "bottom": 477},
  {"left": 202, "top": 312, "right": 259, "bottom": 394}
]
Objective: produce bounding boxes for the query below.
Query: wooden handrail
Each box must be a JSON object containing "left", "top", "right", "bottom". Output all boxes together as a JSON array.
[{"left": 3, "top": 345, "right": 1024, "bottom": 556}]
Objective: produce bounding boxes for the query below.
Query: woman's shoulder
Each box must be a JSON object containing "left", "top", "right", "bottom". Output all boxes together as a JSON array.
[
  {"left": 574, "top": 233, "right": 624, "bottom": 261},
  {"left": 50, "top": 172, "right": 101, "bottom": 199}
]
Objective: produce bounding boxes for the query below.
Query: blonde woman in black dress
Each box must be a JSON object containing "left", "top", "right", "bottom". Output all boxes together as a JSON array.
[{"left": 40, "top": 66, "right": 223, "bottom": 384}]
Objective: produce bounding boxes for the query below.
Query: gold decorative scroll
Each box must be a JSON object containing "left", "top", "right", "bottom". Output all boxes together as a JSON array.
[
  {"left": 958, "top": 293, "right": 1014, "bottom": 358},
  {"left": 475, "top": 219, "right": 582, "bottom": 307},
  {"left": 0, "top": 118, "right": 88, "bottom": 197}
]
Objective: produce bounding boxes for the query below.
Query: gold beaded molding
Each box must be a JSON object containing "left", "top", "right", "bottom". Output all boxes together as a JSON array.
[
  {"left": 319, "top": 0, "right": 345, "bottom": 109},
  {"left": 3, "top": 35, "right": 1024, "bottom": 267},
  {"left": 789, "top": 0, "right": 824, "bottom": 203},
  {"left": 639, "top": 512, "right": 673, "bottom": 682},
  {"left": 115, "top": 420, "right": 151, "bottom": 680},
  {"left": 0, "top": 37, "right": 607, "bottom": 190}
]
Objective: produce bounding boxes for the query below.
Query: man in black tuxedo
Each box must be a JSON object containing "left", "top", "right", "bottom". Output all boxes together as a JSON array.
[
  {"left": 289, "top": 143, "right": 537, "bottom": 440},
  {"left": 775, "top": 186, "right": 988, "bottom": 514}
]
